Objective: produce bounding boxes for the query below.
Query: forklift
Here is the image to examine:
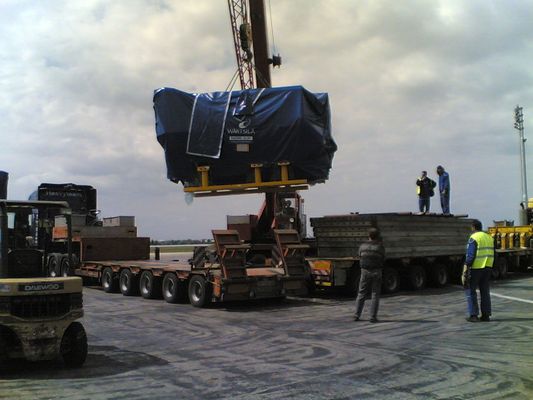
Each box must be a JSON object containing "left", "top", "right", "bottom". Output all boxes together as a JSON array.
[{"left": 0, "top": 195, "right": 87, "bottom": 367}]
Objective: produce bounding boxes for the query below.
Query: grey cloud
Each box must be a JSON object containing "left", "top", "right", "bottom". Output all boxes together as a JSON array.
[{"left": 1, "top": 0, "right": 532, "bottom": 239}]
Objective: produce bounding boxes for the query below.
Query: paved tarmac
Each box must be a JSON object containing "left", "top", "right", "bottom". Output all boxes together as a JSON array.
[{"left": 1, "top": 274, "right": 532, "bottom": 400}]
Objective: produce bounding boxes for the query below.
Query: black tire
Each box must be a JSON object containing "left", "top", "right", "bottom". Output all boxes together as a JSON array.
[
  {"left": 188, "top": 275, "right": 212, "bottom": 308},
  {"left": 382, "top": 267, "right": 400, "bottom": 294},
  {"left": 341, "top": 266, "right": 360, "bottom": 297},
  {"left": 490, "top": 265, "right": 500, "bottom": 280},
  {"left": 47, "top": 253, "right": 62, "bottom": 277},
  {"left": 162, "top": 273, "right": 188, "bottom": 303},
  {"left": 119, "top": 269, "right": 139, "bottom": 296},
  {"left": 519, "top": 254, "right": 533, "bottom": 271},
  {"left": 305, "top": 276, "right": 317, "bottom": 297},
  {"left": 139, "top": 271, "right": 162, "bottom": 299},
  {"left": 60, "top": 322, "right": 88, "bottom": 368},
  {"left": 449, "top": 257, "right": 465, "bottom": 284},
  {"left": 428, "top": 263, "right": 448, "bottom": 287},
  {"left": 60, "top": 255, "right": 71, "bottom": 277},
  {"left": 0, "top": 332, "right": 7, "bottom": 363},
  {"left": 70, "top": 253, "right": 80, "bottom": 268},
  {"left": 102, "top": 267, "right": 119, "bottom": 293},
  {"left": 406, "top": 265, "right": 427, "bottom": 290},
  {"left": 496, "top": 257, "right": 509, "bottom": 279}
]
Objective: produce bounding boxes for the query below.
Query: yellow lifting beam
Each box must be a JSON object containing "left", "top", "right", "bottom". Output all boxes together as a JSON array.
[{"left": 184, "top": 162, "right": 309, "bottom": 197}]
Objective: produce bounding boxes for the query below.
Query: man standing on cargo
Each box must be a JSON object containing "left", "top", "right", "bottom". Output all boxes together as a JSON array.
[
  {"left": 416, "top": 171, "right": 436, "bottom": 213},
  {"left": 462, "top": 220, "right": 494, "bottom": 322},
  {"left": 436, "top": 165, "right": 451, "bottom": 214},
  {"left": 354, "top": 228, "right": 385, "bottom": 323}
]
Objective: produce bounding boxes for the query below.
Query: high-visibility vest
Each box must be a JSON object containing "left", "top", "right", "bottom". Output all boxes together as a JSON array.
[
  {"left": 416, "top": 178, "right": 424, "bottom": 195},
  {"left": 470, "top": 231, "right": 494, "bottom": 269}
]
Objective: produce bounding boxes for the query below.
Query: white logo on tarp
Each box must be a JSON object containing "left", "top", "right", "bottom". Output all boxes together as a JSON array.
[
  {"left": 228, "top": 117, "right": 255, "bottom": 142},
  {"left": 238, "top": 119, "right": 251, "bottom": 129}
]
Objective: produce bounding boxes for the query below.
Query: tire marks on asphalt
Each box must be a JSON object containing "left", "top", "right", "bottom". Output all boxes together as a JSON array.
[{"left": 1, "top": 278, "right": 533, "bottom": 399}]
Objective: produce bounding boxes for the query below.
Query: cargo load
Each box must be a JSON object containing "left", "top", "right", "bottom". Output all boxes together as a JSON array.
[
  {"left": 153, "top": 85, "right": 336, "bottom": 187},
  {"left": 311, "top": 213, "right": 474, "bottom": 258}
]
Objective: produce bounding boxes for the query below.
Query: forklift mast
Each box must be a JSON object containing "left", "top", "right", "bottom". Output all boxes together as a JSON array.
[{"left": 0, "top": 200, "right": 72, "bottom": 279}]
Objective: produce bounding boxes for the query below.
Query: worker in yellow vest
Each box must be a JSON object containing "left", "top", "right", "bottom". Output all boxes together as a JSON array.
[
  {"left": 462, "top": 220, "right": 494, "bottom": 322},
  {"left": 416, "top": 171, "right": 436, "bottom": 213}
]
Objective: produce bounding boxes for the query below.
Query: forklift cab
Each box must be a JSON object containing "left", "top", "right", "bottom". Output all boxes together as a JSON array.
[{"left": 0, "top": 200, "right": 72, "bottom": 279}]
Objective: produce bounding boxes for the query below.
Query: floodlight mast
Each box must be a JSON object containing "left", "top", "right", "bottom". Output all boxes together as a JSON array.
[{"left": 514, "top": 105, "right": 528, "bottom": 224}]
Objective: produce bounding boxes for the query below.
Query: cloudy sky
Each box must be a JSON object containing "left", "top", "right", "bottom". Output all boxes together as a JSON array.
[{"left": 1, "top": 0, "right": 532, "bottom": 240}]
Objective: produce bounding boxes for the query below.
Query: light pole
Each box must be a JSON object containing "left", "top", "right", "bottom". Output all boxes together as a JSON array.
[{"left": 514, "top": 105, "right": 528, "bottom": 224}]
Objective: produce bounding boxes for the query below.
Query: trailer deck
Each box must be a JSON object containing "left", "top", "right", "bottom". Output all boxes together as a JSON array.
[{"left": 75, "top": 259, "right": 192, "bottom": 278}]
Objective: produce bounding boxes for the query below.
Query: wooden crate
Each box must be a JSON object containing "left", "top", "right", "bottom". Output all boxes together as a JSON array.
[
  {"left": 103, "top": 216, "right": 135, "bottom": 227},
  {"left": 80, "top": 237, "right": 150, "bottom": 261}
]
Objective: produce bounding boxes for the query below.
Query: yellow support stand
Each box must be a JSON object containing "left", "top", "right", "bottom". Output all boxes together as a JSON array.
[
  {"left": 500, "top": 233, "right": 508, "bottom": 249},
  {"left": 251, "top": 163, "right": 263, "bottom": 184},
  {"left": 520, "top": 232, "right": 528, "bottom": 248},
  {"left": 198, "top": 166, "right": 210, "bottom": 189},
  {"left": 279, "top": 162, "right": 290, "bottom": 182}
]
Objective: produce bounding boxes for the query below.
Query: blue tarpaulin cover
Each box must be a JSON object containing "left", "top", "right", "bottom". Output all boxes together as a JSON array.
[{"left": 153, "top": 85, "right": 336, "bottom": 187}]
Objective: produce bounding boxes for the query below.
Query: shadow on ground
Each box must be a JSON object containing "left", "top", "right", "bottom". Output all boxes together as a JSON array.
[
  {"left": 0, "top": 345, "right": 168, "bottom": 379},
  {"left": 216, "top": 296, "right": 324, "bottom": 312}
]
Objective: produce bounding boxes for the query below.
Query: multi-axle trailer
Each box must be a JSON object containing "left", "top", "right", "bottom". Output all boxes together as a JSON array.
[
  {"left": 307, "top": 213, "right": 476, "bottom": 295},
  {"left": 73, "top": 229, "right": 308, "bottom": 308}
]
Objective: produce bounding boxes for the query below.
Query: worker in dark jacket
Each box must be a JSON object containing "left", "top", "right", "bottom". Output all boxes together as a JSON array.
[
  {"left": 354, "top": 228, "right": 386, "bottom": 323},
  {"left": 416, "top": 171, "right": 436, "bottom": 213},
  {"left": 436, "top": 165, "right": 451, "bottom": 214},
  {"left": 462, "top": 220, "right": 494, "bottom": 322}
]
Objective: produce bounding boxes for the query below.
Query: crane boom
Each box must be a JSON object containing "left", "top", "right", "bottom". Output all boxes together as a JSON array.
[
  {"left": 227, "top": 0, "right": 255, "bottom": 89},
  {"left": 228, "top": 0, "right": 273, "bottom": 89},
  {"left": 248, "top": 0, "right": 271, "bottom": 88}
]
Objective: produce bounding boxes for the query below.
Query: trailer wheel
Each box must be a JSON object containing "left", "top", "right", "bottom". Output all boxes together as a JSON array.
[
  {"left": 70, "top": 253, "right": 80, "bottom": 268},
  {"left": 47, "top": 253, "right": 62, "bottom": 277},
  {"left": 519, "top": 254, "right": 532, "bottom": 271},
  {"left": 496, "top": 257, "right": 509, "bottom": 279},
  {"left": 0, "top": 332, "right": 7, "bottom": 363},
  {"left": 490, "top": 265, "right": 500, "bottom": 280},
  {"left": 139, "top": 271, "right": 162, "bottom": 299},
  {"left": 428, "top": 263, "right": 448, "bottom": 287},
  {"left": 60, "top": 322, "right": 88, "bottom": 368},
  {"left": 382, "top": 267, "right": 400, "bottom": 293},
  {"left": 162, "top": 273, "right": 188, "bottom": 303},
  {"left": 119, "top": 269, "right": 139, "bottom": 296},
  {"left": 188, "top": 275, "right": 212, "bottom": 308},
  {"left": 102, "top": 267, "right": 119, "bottom": 293},
  {"left": 342, "top": 266, "right": 361, "bottom": 297},
  {"left": 406, "top": 265, "right": 426, "bottom": 290}
]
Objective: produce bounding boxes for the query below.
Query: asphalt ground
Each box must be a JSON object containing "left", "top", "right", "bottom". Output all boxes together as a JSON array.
[{"left": 1, "top": 273, "right": 532, "bottom": 400}]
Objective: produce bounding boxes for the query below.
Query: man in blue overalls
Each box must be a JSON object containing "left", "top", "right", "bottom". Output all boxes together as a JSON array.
[{"left": 436, "top": 165, "right": 451, "bottom": 214}]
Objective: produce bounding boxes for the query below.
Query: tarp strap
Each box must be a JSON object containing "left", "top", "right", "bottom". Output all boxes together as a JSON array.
[{"left": 186, "top": 91, "right": 233, "bottom": 159}]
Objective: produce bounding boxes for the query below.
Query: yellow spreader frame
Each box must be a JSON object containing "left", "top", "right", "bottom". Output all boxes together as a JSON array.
[{"left": 184, "top": 162, "right": 309, "bottom": 197}]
